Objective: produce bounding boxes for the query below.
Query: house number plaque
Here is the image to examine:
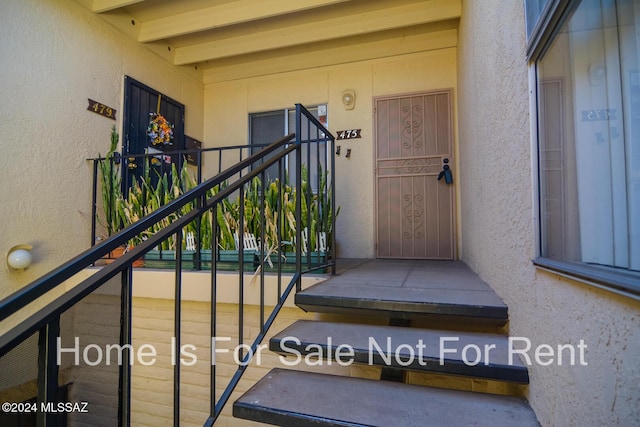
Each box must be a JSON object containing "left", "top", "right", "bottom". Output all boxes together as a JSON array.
[
  {"left": 336, "top": 129, "right": 361, "bottom": 140},
  {"left": 87, "top": 99, "right": 116, "bottom": 120}
]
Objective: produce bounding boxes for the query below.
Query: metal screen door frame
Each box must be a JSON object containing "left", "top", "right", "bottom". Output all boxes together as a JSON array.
[{"left": 374, "top": 90, "right": 456, "bottom": 260}]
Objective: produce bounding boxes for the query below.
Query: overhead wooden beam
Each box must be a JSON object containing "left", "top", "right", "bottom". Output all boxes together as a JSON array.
[
  {"left": 175, "top": 0, "right": 460, "bottom": 65},
  {"left": 202, "top": 23, "right": 458, "bottom": 84},
  {"left": 138, "top": 0, "right": 352, "bottom": 43},
  {"left": 92, "top": 0, "right": 144, "bottom": 13}
]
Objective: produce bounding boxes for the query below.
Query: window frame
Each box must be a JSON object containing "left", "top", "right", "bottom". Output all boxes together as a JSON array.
[
  {"left": 248, "top": 105, "right": 329, "bottom": 193},
  {"left": 527, "top": 0, "right": 640, "bottom": 300},
  {"left": 526, "top": 0, "right": 574, "bottom": 62}
]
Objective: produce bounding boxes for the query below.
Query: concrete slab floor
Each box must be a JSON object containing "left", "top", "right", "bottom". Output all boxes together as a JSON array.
[{"left": 303, "top": 259, "right": 507, "bottom": 312}]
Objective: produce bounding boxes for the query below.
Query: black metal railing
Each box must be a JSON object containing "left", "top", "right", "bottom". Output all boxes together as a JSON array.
[
  {"left": 89, "top": 116, "right": 336, "bottom": 275},
  {"left": 0, "top": 104, "right": 336, "bottom": 426}
]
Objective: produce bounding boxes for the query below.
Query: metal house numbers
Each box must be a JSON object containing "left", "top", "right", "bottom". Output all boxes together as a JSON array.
[
  {"left": 87, "top": 99, "right": 116, "bottom": 120},
  {"left": 336, "top": 129, "right": 361, "bottom": 140}
]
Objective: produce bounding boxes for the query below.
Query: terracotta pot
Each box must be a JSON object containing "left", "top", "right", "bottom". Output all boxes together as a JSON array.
[
  {"left": 104, "top": 246, "right": 144, "bottom": 267},
  {"left": 104, "top": 246, "right": 126, "bottom": 264}
]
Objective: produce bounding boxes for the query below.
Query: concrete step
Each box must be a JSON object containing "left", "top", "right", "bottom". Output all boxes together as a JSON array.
[
  {"left": 295, "top": 260, "right": 509, "bottom": 325},
  {"left": 270, "top": 320, "right": 529, "bottom": 383},
  {"left": 233, "top": 368, "right": 539, "bottom": 427}
]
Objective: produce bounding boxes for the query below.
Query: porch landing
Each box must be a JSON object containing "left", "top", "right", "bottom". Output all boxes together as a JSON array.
[{"left": 297, "top": 259, "right": 508, "bottom": 324}]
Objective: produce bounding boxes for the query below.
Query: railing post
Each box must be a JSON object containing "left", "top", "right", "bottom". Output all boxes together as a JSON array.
[
  {"left": 305, "top": 110, "right": 312, "bottom": 272},
  {"left": 277, "top": 157, "right": 284, "bottom": 297},
  {"left": 295, "top": 104, "right": 303, "bottom": 292},
  {"left": 174, "top": 229, "right": 183, "bottom": 427},
  {"left": 330, "top": 132, "right": 337, "bottom": 275},
  {"left": 118, "top": 267, "right": 132, "bottom": 427},
  {"left": 238, "top": 188, "right": 245, "bottom": 361},
  {"left": 37, "top": 317, "right": 60, "bottom": 427},
  {"left": 196, "top": 150, "right": 204, "bottom": 269},
  {"left": 91, "top": 160, "right": 99, "bottom": 248},
  {"left": 259, "top": 171, "right": 266, "bottom": 332},
  {"left": 210, "top": 203, "right": 218, "bottom": 419},
  {"left": 195, "top": 192, "right": 204, "bottom": 271}
]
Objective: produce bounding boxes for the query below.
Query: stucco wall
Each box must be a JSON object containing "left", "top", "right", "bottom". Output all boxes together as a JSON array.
[
  {"left": 0, "top": 0, "right": 204, "bottom": 298},
  {"left": 457, "top": 1, "right": 640, "bottom": 425},
  {"left": 204, "top": 48, "right": 458, "bottom": 258}
]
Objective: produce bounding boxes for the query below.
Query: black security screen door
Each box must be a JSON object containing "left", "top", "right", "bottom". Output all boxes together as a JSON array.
[{"left": 122, "top": 76, "right": 185, "bottom": 190}]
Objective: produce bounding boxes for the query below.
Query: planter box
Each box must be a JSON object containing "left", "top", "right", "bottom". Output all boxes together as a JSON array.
[
  {"left": 141, "top": 249, "right": 319, "bottom": 272},
  {"left": 143, "top": 249, "right": 195, "bottom": 270},
  {"left": 283, "top": 251, "right": 327, "bottom": 264},
  {"left": 273, "top": 251, "right": 328, "bottom": 273},
  {"left": 217, "top": 249, "right": 258, "bottom": 271},
  {"left": 191, "top": 249, "right": 212, "bottom": 270}
]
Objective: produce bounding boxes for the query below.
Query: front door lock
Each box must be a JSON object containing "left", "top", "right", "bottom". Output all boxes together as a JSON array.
[{"left": 437, "top": 158, "right": 453, "bottom": 184}]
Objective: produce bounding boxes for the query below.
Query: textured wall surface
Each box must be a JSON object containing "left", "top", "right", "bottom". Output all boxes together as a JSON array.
[
  {"left": 457, "top": 1, "right": 640, "bottom": 425},
  {"left": 0, "top": 0, "right": 203, "bottom": 298},
  {"left": 204, "top": 48, "right": 459, "bottom": 258}
]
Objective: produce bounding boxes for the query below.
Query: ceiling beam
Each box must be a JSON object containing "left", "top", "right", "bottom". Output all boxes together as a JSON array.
[
  {"left": 202, "top": 23, "right": 458, "bottom": 84},
  {"left": 138, "top": 0, "right": 352, "bottom": 43},
  {"left": 92, "top": 0, "right": 144, "bottom": 13},
  {"left": 174, "top": 0, "right": 460, "bottom": 65}
]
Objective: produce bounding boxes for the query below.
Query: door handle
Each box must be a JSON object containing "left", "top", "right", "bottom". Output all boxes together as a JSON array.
[{"left": 437, "top": 159, "right": 453, "bottom": 184}]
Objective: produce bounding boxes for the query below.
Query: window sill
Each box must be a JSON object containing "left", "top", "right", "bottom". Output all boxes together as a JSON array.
[{"left": 533, "top": 257, "right": 640, "bottom": 301}]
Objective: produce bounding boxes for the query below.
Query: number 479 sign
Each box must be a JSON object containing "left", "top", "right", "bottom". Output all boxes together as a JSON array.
[
  {"left": 87, "top": 99, "right": 116, "bottom": 120},
  {"left": 336, "top": 129, "right": 361, "bottom": 140}
]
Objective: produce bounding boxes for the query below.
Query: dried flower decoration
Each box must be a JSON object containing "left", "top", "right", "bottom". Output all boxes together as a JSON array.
[{"left": 147, "top": 112, "right": 173, "bottom": 146}]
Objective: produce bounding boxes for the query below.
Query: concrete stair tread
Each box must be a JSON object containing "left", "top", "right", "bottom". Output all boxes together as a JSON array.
[
  {"left": 233, "top": 368, "right": 539, "bottom": 427},
  {"left": 295, "top": 261, "right": 508, "bottom": 323},
  {"left": 270, "top": 320, "right": 529, "bottom": 383}
]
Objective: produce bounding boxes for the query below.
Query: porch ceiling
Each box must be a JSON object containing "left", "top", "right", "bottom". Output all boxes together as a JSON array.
[{"left": 73, "top": 0, "right": 460, "bottom": 83}]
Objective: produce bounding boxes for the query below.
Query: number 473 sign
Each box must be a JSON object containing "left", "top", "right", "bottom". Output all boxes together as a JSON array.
[{"left": 336, "top": 129, "right": 361, "bottom": 140}]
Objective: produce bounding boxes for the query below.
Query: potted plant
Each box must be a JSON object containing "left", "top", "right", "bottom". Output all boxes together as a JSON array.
[
  {"left": 141, "top": 160, "right": 198, "bottom": 269},
  {"left": 126, "top": 162, "right": 179, "bottom": 268},
  {"left": 97, "top": 126, "right": 130, "bottom": 263},
  {"left": 98, "top": 126, "right": 122, "bottom": 238}
]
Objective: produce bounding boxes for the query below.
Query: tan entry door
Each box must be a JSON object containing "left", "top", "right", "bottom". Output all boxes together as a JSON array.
[{"left": 375, "top": 91, "right": 455, "bottom": 259}]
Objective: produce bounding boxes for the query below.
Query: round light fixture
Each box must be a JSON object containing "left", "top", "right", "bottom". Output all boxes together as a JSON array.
[
  {"left": 7, "top": 244, "right": 33, "bottom": 270},
  {"left": 342, "top": 90, "right": 356, "bottom": 110}
]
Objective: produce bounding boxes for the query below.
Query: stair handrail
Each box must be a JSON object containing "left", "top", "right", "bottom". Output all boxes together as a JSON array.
[
  {"left": 0, "top": 103, "right": 336, "bottom": 427},
  {"left": 0, "top": 134, "right": 295, "bottom": 349}
]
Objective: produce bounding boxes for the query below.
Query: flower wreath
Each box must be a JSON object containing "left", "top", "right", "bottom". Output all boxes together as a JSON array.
[{"left": 147, "top": 112, "right": 174, "bottom": 146}]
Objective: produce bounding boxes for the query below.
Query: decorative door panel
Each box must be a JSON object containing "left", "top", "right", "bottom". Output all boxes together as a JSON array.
[{"left": 375, "top": 92, "right": 455, "bottom": 259}]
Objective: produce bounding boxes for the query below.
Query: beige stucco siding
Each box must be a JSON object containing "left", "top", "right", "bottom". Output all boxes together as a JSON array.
[
  {"left": 0, "top": 0, "right": 204, "bottom": 297},
  {"left": 457, "top": 1, "right": 640, "bottom": 426},
  {"left": 204, "top": 48, "right": 459, "bottom": 258}
]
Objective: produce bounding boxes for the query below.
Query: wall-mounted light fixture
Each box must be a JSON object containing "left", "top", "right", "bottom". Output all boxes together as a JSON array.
[
  {"left": 342, "top": 90, "right": 356, "bottom": 110},
  {"left": 7, "top": 244, "right": 33, "bottom": 270}
]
